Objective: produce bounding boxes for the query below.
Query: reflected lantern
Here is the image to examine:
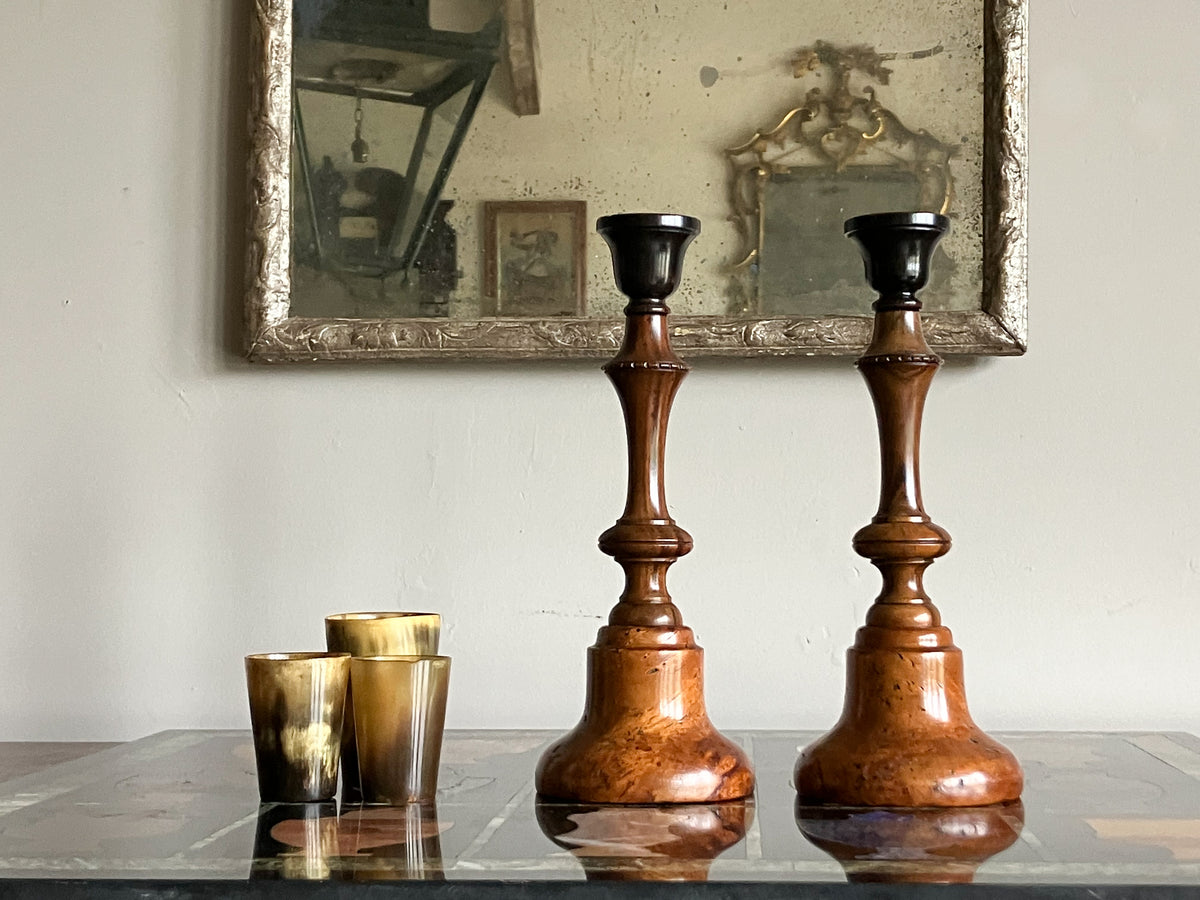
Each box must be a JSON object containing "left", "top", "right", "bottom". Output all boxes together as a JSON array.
[{"left": 291, "top": 0, "right": 499, "bottom": 278}]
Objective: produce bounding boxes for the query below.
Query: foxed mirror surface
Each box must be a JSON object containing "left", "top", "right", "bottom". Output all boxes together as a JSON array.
[
  {"left": 247, "top": 0, "right": 1025, "bottom": 359},
  {"left": 759, "top": 169, "right": 962, "bottom": 317}
]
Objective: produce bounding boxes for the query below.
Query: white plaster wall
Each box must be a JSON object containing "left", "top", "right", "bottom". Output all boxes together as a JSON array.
[{"left": 0, "top": 0, "right": 1196, "bottom": 741}]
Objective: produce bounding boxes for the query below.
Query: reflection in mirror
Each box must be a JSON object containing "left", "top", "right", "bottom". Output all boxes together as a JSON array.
[
  {"left": 536, "top": 799, "right": 752, "bottom": 882},
  {"left": 795, "top": 801, "right": 1025, "bottom": 884},
  {"left": 760, "top": 167, "right": 955, "bottom": 316},
  {"left": 726, "top": 40, "right": 969, "bottom": 317},
  {"left": 246, "top": 1, "right": 1027, "bottom": 359},
  {"left": 289, "top": 0, "right": 499, "bottom": 318}
]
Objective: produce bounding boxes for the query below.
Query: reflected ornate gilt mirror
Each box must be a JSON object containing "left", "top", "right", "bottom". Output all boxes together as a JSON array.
[{"left": 246, "top": 0, "right": 1026, "bottom": 361}]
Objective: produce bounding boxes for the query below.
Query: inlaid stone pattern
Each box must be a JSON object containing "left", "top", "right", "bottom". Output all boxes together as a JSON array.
[{"left": 0, "top": 731, "right": 1194, "bottom": 887}]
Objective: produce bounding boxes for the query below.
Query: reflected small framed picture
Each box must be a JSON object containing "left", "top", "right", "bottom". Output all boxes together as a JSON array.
[{"left": 483, "top": 200, "right": 587, "bottom": 316}]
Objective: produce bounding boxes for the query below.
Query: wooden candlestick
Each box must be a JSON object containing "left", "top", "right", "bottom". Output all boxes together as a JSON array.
[
  {"left": 795, "top": 212, "right": 1023, "bottom": 807},
  {"left": 535, "top": 213, "right": 755, "bottom": 804}
]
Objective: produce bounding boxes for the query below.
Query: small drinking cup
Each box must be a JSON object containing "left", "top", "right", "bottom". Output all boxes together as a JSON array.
[
  {"left": 350, "top": 655, "right": 450, "bottom": 804},
  {"left": 325, "top": 613, "right": 440, "bottom": 799},
  {"left": 245, "top": 652, "right": 350, "bottom": 802}
]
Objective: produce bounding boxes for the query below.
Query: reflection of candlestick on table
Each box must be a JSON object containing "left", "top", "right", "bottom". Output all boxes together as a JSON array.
[
  {"left": 795, "top": 212, "right": 1023, "bottom": 808},
  {"left": 796, "top": 801, "right": 1025, "bottom": 884},
  {"left": 537, "top": 799, "right": 752, "bottom": 881},
  {"left": 535, "top": 213, "right": 755, "bottom": 804}
]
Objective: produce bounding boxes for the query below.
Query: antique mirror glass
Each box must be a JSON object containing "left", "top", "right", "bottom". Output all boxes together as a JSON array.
[
  {"left": 726, "top": 38, "right": 978, "bottom": 320},
  {"left": 247, "top": 0, "right": 1026, "bottom": 360},
  {"left": 289, "top": 0, "right": 499, "bottom": 317}
]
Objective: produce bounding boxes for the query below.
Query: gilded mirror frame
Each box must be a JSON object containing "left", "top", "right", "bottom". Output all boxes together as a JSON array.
[{"left": 245, "top": 0, "right": 1026, "bottom": 361}]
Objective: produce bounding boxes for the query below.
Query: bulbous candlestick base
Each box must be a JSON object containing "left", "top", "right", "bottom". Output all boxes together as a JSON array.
[
  {"left": 797, "top": 212, "right": 1022, "bottom": 808},
  {"left": 536, "top": 635, "right": 754, "bottom": 803},
  {"left": 795, "top": 635, "right": 1022, "bottom": 807}
]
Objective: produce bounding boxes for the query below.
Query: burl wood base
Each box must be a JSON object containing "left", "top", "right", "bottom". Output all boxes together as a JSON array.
[
  {"left": 536, "top": 629, "right": 753, "bottom": 803},
  {"left": 536, "top": 213, "right": 753, "bottom": 805},
  {"left": 795, "top": 636, "right": 1022, "bottom": 806},
  {"left": 796, "top": 212, "right": 1022, "bottom": 809}
]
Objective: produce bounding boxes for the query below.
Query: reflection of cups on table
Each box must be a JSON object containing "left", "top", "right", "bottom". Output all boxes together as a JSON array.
[
  {"left": 336, "top": 802, "right": 447, "bottom": 881},
  {"left": 325, "top": 613, "right": 440, "bottom": 801},
  {"left": 245, "top": 652, "right": 350, "bottom": 802},
  {"left": 350, "top": 655, "right": 450, "bottom": 804},
  {"left": 251, "top": 801, "right": 338, "bottom": 880}
]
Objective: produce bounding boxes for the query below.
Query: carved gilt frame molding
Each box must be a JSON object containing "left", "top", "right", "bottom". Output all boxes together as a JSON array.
[{"left": 245, "top": 0, "right": 1026, "bottom": 361}]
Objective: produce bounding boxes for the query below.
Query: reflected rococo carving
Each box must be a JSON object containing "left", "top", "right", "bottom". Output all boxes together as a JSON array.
[{"left": 725, "top": 40, "right": 956, "bottom": 314}]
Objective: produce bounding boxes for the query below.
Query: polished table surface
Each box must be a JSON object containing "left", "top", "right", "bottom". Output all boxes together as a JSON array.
[{"left": 0, "top": 730, "right": 1197, "bottom": 895}]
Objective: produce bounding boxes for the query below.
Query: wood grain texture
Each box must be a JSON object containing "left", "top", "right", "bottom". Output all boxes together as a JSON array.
[
  {"left": 795, "top": 214, "right": 1022, "bottom": 808},
  {"left": 535, "top": 215, "right": 753, "bottom": 803}
]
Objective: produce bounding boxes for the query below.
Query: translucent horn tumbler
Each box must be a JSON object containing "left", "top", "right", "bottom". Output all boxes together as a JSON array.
[
  {"left": 326, "top": 612, "right": 441, "bottom": 801},
  {"left": 245, "top": 652, "right": 350, "bottom": 802},
  {"left": 350, "top": 655, "right": 451, "bottom": 804}
]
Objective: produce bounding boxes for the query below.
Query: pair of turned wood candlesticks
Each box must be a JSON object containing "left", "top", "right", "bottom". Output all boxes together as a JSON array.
[{"left": 535, "top": 212, "right": 1023, "bottom": 810}]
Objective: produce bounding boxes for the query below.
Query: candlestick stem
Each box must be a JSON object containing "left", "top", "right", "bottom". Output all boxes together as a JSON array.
[
  {"left": 795, "top": 212, "right": 1022, "bottom": 807},
  {"left": 536, "top": 213, "right": 754, "bottom": 804}
]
